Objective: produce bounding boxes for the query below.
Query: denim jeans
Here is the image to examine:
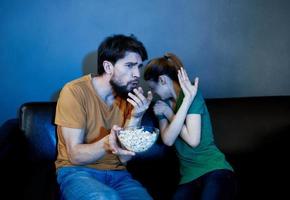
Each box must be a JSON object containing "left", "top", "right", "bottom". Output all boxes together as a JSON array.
[
  {"left": 57, "top": 166, "right": 152, "bottom": 200},
  {"left": 172, "top": 169, "right": 237, "bottom": 200}
]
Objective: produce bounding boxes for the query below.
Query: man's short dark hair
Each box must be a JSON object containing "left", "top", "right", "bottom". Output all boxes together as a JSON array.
[{"left": 97, "top": 34, "right": 148, "bottom": 75}]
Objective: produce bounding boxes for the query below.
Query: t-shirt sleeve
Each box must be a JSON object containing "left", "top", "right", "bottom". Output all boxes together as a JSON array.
[
  {"left": 55, "top": 85, "right": 86, "bottom": 128},
  {"left": 187, "top": 91, "right": 205, "bottom": 115}
]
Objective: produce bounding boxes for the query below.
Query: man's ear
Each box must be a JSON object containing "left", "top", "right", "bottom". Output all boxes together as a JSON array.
[
  {"left": 159, "top": 75, "right": 167, "bottom": 85},
  {"left": 103, "top": 61, "right": 113, "bottom": 75}
]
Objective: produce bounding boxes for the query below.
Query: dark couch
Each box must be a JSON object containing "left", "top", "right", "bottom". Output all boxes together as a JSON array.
[{"left": 1, "top": 96, "right": 290, "bottom": 200}]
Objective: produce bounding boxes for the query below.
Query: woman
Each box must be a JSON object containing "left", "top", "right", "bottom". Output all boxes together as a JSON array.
[{"left": 144, "top": 53, "right": 236, "bottom": 200}]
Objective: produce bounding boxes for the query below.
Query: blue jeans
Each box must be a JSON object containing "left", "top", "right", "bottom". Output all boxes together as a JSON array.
[
  {"left": 172, "top": 169, "right": 237, "bottom": 200},
  {"left": 57, "top": 166, "right": 152, "bottom": 200}
]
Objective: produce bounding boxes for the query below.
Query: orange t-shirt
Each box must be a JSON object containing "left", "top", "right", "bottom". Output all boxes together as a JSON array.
[{"left": 55, "top": 74, "right": 132, "bottom": 170}]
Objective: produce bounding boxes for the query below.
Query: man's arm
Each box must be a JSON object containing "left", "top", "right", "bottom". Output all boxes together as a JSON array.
[
  {"left": 114, "top": 87, "right": 152, "bottom": 163},
  {"left": 61, "top": 127, "right": 109, "bottom": 165},
  {"left": 61, "top": 126, "right": 135, "bottom": 165}
]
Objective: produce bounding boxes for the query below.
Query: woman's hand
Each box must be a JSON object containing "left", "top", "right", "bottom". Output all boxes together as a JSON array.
[
  {"left": 153, "top": 100, "right": 174, "bottom": 120},
  {"left": 178, "top": 67, "right": 199, "bottom": 105}
]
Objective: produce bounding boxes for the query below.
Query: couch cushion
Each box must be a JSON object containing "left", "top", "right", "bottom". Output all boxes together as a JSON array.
[{"left": 20, "top": 102, "right": 57, "bottom": 163}]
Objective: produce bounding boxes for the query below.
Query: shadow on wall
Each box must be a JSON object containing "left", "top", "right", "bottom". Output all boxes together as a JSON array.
[
  {"left": 50, "top": 50, "right": 99, "bottom": 102},
  {"left": 50, "top": 90, "right": 61, "bottom": 102},
  {"left": 82, "top": 50, "right": 98, "bottom": 75}
]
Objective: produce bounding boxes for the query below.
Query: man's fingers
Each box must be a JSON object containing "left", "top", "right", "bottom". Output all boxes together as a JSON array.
[
  {"left": 138, "top": 87, "right": 144, "bottom": 94},
  {"left": 130, "top": 88, "right": 148, "bottom": 106},
  {"left": 133, "top": 88, "right": 146, "bottom": 100},
  {"left": 111, "top": 143, "right": 135, "bottom": 156},
  {"left": 147, "top": 91, "right": 153, "bottom": 102},
  {"left": 112, "top": 125, "right": 121, "bottom": 132},
  {"left": 115, "top": 149, "right": 135, "bottom": 156},
  {"left": 128, "top": 88, "right": 152, "bottom": 109},
  {"left": 109, "top": 133, "right": 118, "bottom": 153},
  {"left": 109, "top": 125, "right": 123, "bottom": 153},
  {"left": 127, "top": 98, "right": 138, "bottom": 107},
  {"left": 128, "top": 92, "right": 142, "bottom": 107},
  {"left": 109, "top": 125, "right": 135, "bottom": 156}
]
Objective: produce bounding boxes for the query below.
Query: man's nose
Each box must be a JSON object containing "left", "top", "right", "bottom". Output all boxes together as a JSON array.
[{"left": 132, "top": 66, "right": 140, "bottom": 78}]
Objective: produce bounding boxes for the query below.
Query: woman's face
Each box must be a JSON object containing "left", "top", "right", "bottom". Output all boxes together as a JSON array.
[{"left": 147, "top": 79, "right": 172, "bottom": 100}]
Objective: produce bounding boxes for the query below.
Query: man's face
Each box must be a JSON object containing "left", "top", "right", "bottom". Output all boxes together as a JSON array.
[{"left": 110, "top": 51, "right": 143, "bottom": 98}]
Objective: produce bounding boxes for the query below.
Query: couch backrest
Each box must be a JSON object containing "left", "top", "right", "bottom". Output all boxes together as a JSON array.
[
  {"left": 207, "top": 96, "right": 290, "bottom": 155},
  {"left": 20, "top": 102, "right": 57, "bottom": 162},
  {"left": 19, "top": 96, "right": 290, "bottom": 162}
]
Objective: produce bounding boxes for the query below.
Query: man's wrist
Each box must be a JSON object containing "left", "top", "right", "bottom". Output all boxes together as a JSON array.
[{"left": 126, "top": 115, "right": 142, "bottom": 127}]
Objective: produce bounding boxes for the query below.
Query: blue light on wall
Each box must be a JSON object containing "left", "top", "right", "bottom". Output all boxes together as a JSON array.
[{"left": 1, "top": 0, "right": 290, "bottom": 125}]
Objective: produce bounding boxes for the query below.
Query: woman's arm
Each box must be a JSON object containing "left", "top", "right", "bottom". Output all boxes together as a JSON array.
[
  {"left": 181, "top": 114, "right": 201, "bottom": 147},
  {"left": 156, "top": 68, "right": 201, "bottom": 147},
  {"left": 159, "top": 100, "right": 192, "bottom": 146},
  {"left": 159, "top": 106, "right": 201, "bottom": 147}
]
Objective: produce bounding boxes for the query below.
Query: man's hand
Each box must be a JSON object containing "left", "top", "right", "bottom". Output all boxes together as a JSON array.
[
  {"left": 105, "top": 125, "right": 135, "bottom": 163},
  {"left": 127, "top": 87, "right": 153, "bottom": 118}
]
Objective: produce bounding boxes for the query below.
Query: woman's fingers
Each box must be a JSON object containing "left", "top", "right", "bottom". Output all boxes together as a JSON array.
[
  {"left": 178, "top": 68, "right": 200, "bottom": 102},
  {"left": 178, "top": 70, "right": 190, "bottom": 96}
]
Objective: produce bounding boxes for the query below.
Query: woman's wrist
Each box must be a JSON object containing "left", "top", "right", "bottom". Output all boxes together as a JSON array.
[{"left": 183, "top": 96, "right": 194, "bottom": 106}]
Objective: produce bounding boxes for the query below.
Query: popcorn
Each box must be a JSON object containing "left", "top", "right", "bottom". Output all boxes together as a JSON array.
[{"left": 117, "top": 126, "right": 159, "bottom": 152}]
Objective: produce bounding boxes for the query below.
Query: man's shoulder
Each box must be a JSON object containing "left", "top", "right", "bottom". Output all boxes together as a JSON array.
[
  {"left": 64, "top": 74, "right": 92, "bottom": 88},
  {"left": 59, "top": 74, "right": 94, "bottom": 98}
]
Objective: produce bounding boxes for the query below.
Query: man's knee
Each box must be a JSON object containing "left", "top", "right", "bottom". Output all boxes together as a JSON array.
[{"left": 88, "top": 190, "right": 120, "bottom": 200}]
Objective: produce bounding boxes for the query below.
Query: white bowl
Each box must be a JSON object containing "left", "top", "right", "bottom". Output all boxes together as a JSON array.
[{"left": 117, "top": 126, "right": 159, "bottom": 153}]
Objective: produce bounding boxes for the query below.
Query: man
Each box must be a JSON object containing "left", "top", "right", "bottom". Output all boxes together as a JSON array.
[{"left": 55, "top": 34, "right": 153, "bottom": 200}]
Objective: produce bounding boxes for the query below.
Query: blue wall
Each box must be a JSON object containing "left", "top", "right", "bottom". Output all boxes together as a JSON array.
[{"left": 1, "top": 0, "right": 290, "bottom": 125}]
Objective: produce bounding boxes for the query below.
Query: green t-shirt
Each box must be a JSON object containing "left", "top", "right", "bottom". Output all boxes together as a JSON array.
[{"left": 165, "top": 91, "right": 234, "bottom": 184}]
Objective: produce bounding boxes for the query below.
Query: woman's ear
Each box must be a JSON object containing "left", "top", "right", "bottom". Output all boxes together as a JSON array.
[
  {"left": 103, "top": 61, "right": 113, "bottom": 75},
  {"left": 159, "top": 75, "right": 171, "bottom": 85},
  {"left": 158, "top": 75, "right": 167, "bottom": 85}
]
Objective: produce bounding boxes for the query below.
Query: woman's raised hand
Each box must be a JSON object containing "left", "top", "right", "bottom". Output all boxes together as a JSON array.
[{"left": 177, "top": 67, "right": 199, "bottom": 104}]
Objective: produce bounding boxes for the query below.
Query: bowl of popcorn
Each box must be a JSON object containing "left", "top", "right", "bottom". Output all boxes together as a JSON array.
[{"left": 117, "top": 126, "right": 159, "bottom": 153}]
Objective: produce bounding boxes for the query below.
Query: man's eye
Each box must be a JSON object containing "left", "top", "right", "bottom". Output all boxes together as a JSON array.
[{"left": 127, "top": 64, "right": 133, "bottom": 68}]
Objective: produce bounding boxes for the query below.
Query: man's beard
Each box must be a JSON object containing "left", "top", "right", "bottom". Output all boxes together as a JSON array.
[{"left": 110, "top": 79, "right": 135, "bottom": 99}]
